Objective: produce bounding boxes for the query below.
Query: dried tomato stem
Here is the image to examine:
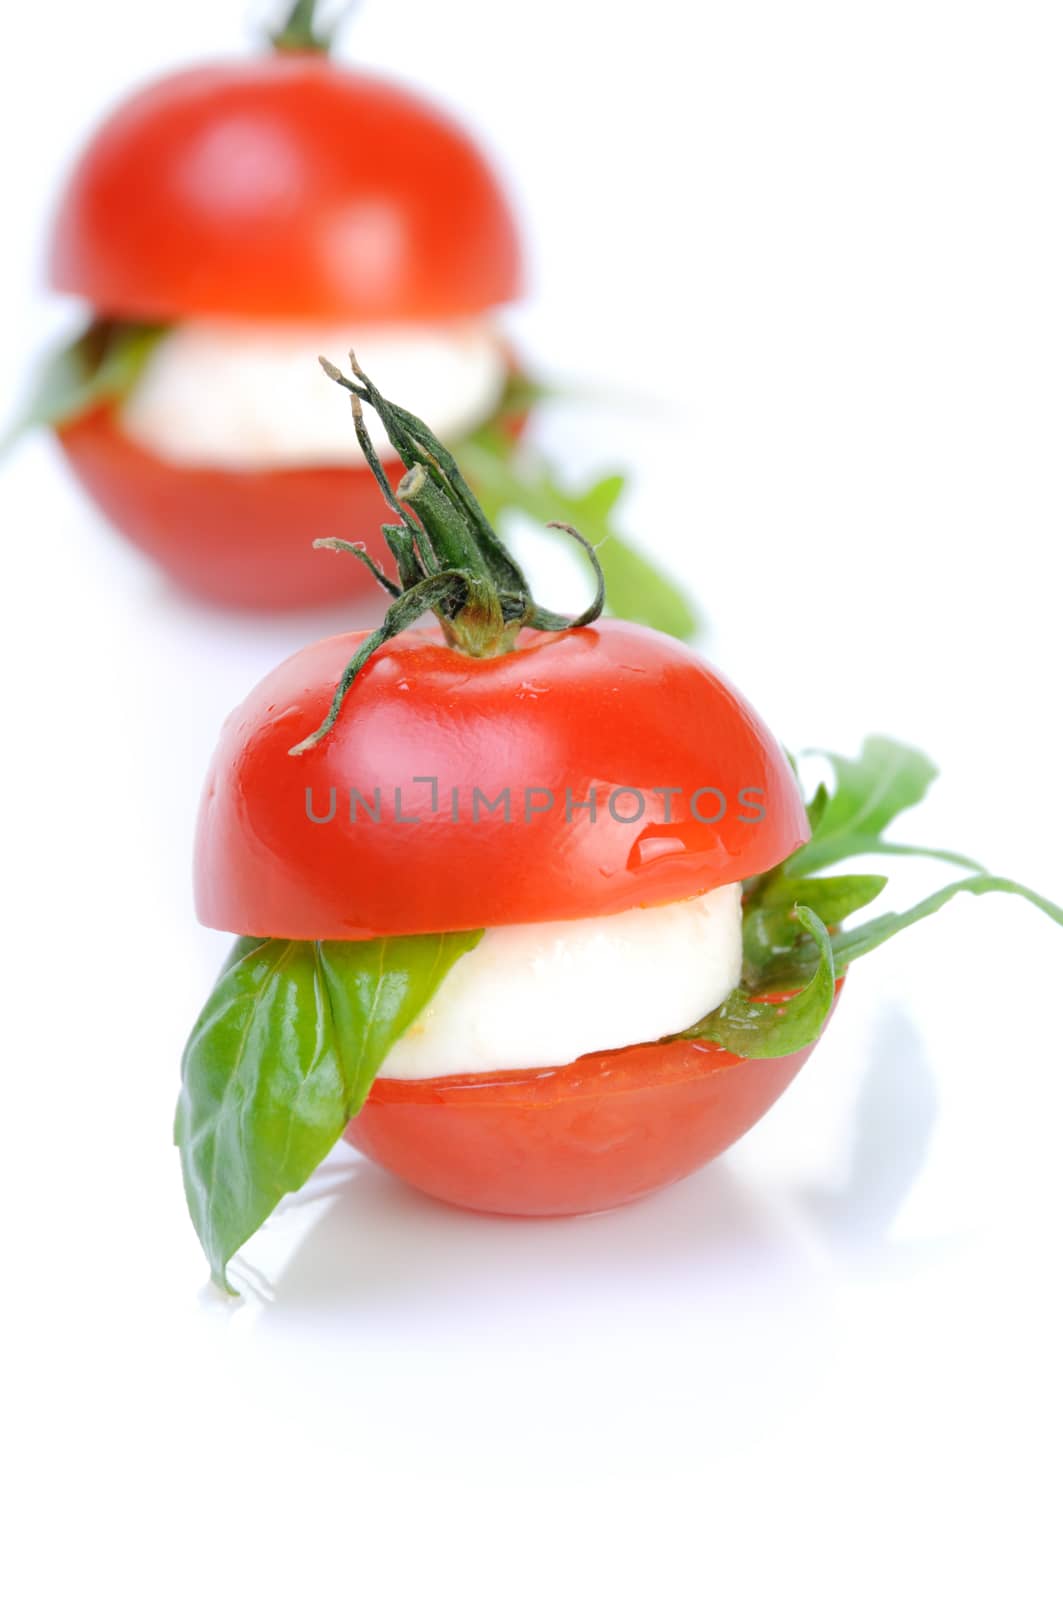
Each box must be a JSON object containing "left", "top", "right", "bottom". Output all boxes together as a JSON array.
[{"left": 287, "top": 354, "right": 605, "bottom": 755}]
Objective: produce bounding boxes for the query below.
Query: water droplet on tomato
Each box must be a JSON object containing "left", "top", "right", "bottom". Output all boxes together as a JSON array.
[{"left": 627, "top": 832, "right": 690, "bottom": 871}]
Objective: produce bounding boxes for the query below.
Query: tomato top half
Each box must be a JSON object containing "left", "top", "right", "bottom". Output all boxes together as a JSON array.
[
  {"left": 48, "top": 56, "right": 523, "bottom": 322},
  {"left": 195, "top": 621, "right": 810, "bottom": 940}
]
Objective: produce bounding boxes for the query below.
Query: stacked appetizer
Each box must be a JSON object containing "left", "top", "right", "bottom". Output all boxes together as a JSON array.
[
  {"left": 176, "top": 357, "right": 1062, "bottom": 1289},
  {"left": 22, "top": 1, "right": 691, "bottom": 629}
]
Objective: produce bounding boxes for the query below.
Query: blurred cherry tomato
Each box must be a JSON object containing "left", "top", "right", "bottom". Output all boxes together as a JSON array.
[
  {"left": 48, "top": 48, "right": 522, "bottom": 607},
  {"left": 51, "top": 56, "right": 521, "bottom": 321}
]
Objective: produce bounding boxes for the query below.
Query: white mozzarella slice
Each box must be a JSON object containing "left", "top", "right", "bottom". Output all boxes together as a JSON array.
[
  {"left": 379, "top": 882, "right": 744, "bottom": 1080},
  {"left": 119, "top": 318, "right": 509, "bottom": 468}
]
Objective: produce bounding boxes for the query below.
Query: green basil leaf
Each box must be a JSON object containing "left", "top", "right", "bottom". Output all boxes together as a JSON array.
[
  {"left": 754, "top": 874, "right": 1063, "bottom": 994},
  {"left": 175, "top": 930, "right": 481, "bottom": 1290},
  {"left": 683, "top": 906, "right": 836, "bottom": 1059},
  {"left": 455, "top": 430, "right": 699, "bottom": 641},
  {"left": 742, "top": 873, "right": 887, "bottom": 969},
  {"left": 315, "top": 935, "right": 483, "bottom": 1116},
  {"left": 216, "top": 934, "right": 269, "bottom": 980},
  {"left": 7, "top": 320, "right": 168, "bottom": 441},
  {"left": 785, "top": 737, "right": 983, "bottom": 876}
]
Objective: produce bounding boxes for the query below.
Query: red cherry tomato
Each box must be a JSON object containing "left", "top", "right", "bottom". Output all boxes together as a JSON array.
[
  {"left": 49, "top": 57, "right": 521, "bottom": 321},
  {"left": 57, "top": 374, "right": 527, "bottom": 610},
  {"left": 47, "top": 52, "right": 522, "bottom": 606},
  {"left": 345, "top": 1025, "right": 829, "bottom": 1216},
  {"left": 57, "top": 404, "right": 396, "bottom": 609},
  {"left": 195, "top": 620, "right": 810, "bottom": 938}
]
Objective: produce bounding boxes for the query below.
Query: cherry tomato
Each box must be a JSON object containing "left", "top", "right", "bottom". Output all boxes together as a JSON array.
[
  {"left": 50, "top": 57, "right": 521, "bottom": 321},
  {"left": 57, "top": 404, "right": 399, "bottom": 609},
  {"left": 47, "top": 51, "right": 522, "bottom": 606},
  {"left": 345, "top": 1027, "right": 828, "bottom": 1216},
  {"left": 195, "top": 620, "right": 810, "bottom": 938}
]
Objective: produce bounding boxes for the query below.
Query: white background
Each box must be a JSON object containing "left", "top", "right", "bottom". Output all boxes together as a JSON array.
[{"left": 2, "top": 2, "right": 1062, "bottom": 1594}]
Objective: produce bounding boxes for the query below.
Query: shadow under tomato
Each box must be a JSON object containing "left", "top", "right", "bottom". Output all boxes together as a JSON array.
[
  {"left": 257, "top": 1147, "right": 827, "bottom": 1321},
  {"left": 211, "top": 1016, "right": 956, "bottom": 1467},
  {"left": 214, "top": 1152, "right": 846, "bottom": 1464},
  {"left": 245, "top": 1003, "right": 944, "bottom": 1317},
  {"left": 797, "top": 1001, "right": 945, "bottom": 1264}
]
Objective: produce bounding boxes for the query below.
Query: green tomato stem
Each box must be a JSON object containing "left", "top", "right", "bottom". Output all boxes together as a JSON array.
[{"left": 269, "top": 0, "right": 353, "bottom": 54}]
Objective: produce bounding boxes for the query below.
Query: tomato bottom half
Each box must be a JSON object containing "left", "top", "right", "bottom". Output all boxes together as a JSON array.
[
  {"left": 344, "top": 1026, "right": 828, "bottom": 1217},
  {"left": 57, "top": 405, "right": 395, "bottom": 610}
]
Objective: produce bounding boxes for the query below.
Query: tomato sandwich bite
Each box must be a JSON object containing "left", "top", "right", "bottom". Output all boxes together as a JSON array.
[
  {"left": 176, "top": 355, "right": 1063, "bottom": 1291},
  {"left": 16, "top": 2, "right": 693, "bottom": 632}
]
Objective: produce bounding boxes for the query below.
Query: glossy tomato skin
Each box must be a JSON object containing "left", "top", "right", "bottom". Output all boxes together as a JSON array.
[
  {"left": 345, "top": 1023, "right": 829, "bottom": 1215},
  {"left": 56, "top": 404, "right": 397, "bottom": 609},
  {"left": 195, "top": 620, "right": 810, "bottom": 938},
  {"left": 49, "top": 58, "right": 521, "bottom": 323}
]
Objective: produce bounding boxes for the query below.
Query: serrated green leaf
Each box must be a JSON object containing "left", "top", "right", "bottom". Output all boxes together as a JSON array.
[
  {"left": 785, "top": 737, "right": 984, "bottom": 875},
  {"left": 786, "top": 736, "right": 933, "bottom": 871},
  {"left": 753, "top": 874, "right": 1063, "bottom": 995},
  {"left": 742, "top": 873, "right": 887, "bottom": 969},
  {"left": 798, "top": 835, "right": 984, "bottom": 873},
  {"left": 723, "top": 736, "right": 1063, "bottom": 1058},
  {"left": 804, "top": 782, "right": 830, "bottom": 833}
]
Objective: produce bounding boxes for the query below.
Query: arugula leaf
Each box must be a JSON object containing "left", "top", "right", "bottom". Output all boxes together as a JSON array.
[
  {"left": 785, "top": 737, "right": 984, "bottom": 876},
  {"left": 682, "top": 907, "right": 836, "bottom": 1059},
  {"left": 713, "top": 737, "right": 1063, "bottom": 1057},
  {"left": 489, "top": 367, "right": 557, "bottom": 418},
  {"left": 6, "top": 320, "right": 168, "bottom": 442},
  {"left": 455, "top": 427, "right": 700, "bottom": 641},
  {"left": 830, "top": 873, "right": 1063, "bottom": 963},
  {"left": 175, "top": 930, "right": 481, "bottom": 1290},
  {"left": 742, "top": 872, "right": 887, "bottom": 970},
  {"left": 754, "top": 874, "right": 1063, "bottom": 995},
  {"left": 754, "top": 872, "right": 888, "bottom": 916},
  {"left": 804, "top": 781, "right": 830, "bottom": 833}
]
